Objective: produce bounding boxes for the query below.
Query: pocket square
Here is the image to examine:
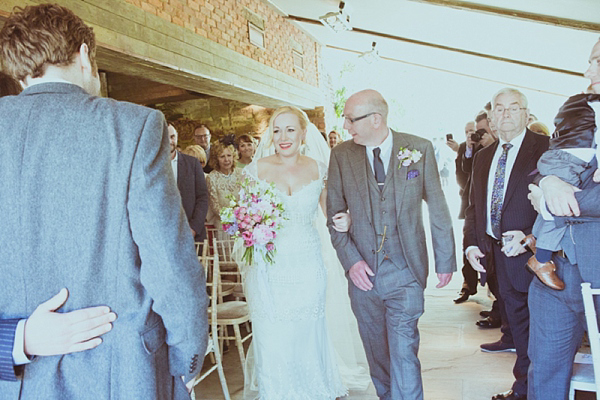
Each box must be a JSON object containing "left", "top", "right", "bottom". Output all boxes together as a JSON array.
[{"left": 407, "top": 169, "right": 420, "bottom": 180}]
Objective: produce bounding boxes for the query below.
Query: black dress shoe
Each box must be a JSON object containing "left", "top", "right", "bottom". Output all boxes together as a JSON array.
[
  {"left": 480, "top": 310, "right": 492, "bottom": 317},
  {"left": 492, "top": 389, "right": 526, "bottom": 399},
  {"left": 476, "top": 316, "right": 501, "bottom": 329},
  {"left": 453, "top": 288, "right": 475, "bottom": 304}
]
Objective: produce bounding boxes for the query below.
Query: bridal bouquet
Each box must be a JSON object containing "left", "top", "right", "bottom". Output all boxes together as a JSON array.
[{"left": 219, "top": 179, "right": 285, "bottom": 266}]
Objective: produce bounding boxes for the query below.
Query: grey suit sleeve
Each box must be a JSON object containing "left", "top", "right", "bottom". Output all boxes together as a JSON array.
[
  {"left": 326, "top": 149, "right": 364, "bottom": 271},
  {"left": 189, "top": 158, "right": 209, "bottom": 235},
  {"left": 422, "top": 141, "right": 457, "bottom": 274},
  {"left": 127, "top": 110, "right": 208, "bottom": 382}
]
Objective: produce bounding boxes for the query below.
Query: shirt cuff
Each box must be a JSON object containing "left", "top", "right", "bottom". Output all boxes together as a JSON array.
[
  {"left": 539, "top": 193, "right": 555, "bottom": 221},
  {"left": 12, "top": 319, "right": 32, "bottom": 366},
  {"left": 465, "top": 245, "right": 478, "bottom": 257}
]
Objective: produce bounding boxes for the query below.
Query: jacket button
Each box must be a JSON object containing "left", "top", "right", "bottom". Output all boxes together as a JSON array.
[{"left": 381, "top": 197, "right": 385, "bottom": 201}]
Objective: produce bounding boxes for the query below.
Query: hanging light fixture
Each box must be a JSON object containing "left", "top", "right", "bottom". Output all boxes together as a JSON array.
[
  {"left": 359, "top": 42, "right": 380, "bottom": 64},
  {"left": 319, "top": 1, "right": 352, "bottom": 33}
]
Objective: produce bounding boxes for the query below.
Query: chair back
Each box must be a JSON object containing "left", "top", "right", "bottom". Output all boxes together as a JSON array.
[
  {"left": 581, "top": 282, "right": 600, "bottom": 398},
  {"left": 213, "top": 238, "right": 237, "bottom": 269}
]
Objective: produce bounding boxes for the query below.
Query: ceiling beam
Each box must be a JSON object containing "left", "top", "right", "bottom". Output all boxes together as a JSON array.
[
  {"left": 406, "top": 0, "right": 600, "bottom": 33},
  {"left": 286, "top": 15, "right": 584, "bottom": 77}
]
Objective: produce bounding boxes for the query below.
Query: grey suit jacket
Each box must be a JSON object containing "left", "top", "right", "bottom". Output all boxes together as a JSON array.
[
  {"left": 0, "top": 83, "right": 208, "bottom": 399},
  {"left": 327, "top": 130, "right": 456, "bottom": 288}
]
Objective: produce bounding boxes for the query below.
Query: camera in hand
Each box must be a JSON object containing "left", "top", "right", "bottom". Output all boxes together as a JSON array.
[{"left": 471, "top": 129, "right": 487, "bottom": 142}]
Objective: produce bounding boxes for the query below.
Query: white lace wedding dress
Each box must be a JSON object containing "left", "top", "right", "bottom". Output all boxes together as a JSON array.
[{"left": 241, "top": 160, "right": 348, "bottom": 400}]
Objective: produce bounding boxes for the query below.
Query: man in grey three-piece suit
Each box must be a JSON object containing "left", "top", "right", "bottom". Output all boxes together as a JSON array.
[
  {"left": 0, "top": 4, "right": 208, "bottom": 399},
  {"left": 327, "top": 89, "right": 456, "bottom": 400}
]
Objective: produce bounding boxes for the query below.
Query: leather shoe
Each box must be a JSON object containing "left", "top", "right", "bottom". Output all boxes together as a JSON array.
[
  {"left": 476, "top": 316, "right": 501, "bottom": 329},
  {"left": 453, "top": 288, "right": 476, "bottom": 304},
  {"left": 480, "top": 310, "right": 492, "bottom": 317},
  {"left": 527, "top": 256, "right": 565, "bottom": 290},
  {"left": 492, "top": 389, "right": 526, "bottom": 399},
  {"left": 480, "top": 340, "right": 516, "bottom": 353}
]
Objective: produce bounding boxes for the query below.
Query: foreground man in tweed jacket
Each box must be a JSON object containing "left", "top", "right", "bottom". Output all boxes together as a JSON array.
[{"left": 0, "top": 4, "right": 208, "bottom": 399}]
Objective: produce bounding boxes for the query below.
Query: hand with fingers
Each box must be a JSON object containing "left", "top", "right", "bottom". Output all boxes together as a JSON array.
[
  {"left": 436, "top": 273, "right": 453, "bottom": 288},
  {"left": 348, "top": 260, "right": 375, "bottom": 291},
  {"left": 539, "top": 175, "right": 581, "bottom": 217},
  {"left": 24, "top": 288, "right": 117, "bottom": 356},
  {"left": 332, "top": 212, "right": 352, "bottom": 232},
  {"left": 466, "top": 247, "right": 486, "bottom": 273},
  {"left": 501, "top": 230, "right": 527, "bottom": 257}
]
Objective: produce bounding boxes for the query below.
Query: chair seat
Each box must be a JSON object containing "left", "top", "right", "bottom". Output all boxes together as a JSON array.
[
  {"left": 571, "top": 363, "right": 596, "bottom": 387},
  {"left": 216, "top": 301, "right": 250, "bottom": 322}
]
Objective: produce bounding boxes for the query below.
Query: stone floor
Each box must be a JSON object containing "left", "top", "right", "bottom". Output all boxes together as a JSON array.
[{"left": 193, "top": 182, "right": 594, "bottom": 399}]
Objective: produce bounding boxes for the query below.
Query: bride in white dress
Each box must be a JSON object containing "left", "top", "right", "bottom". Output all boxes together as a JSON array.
[{"left": 241, "top": 106, "right": 370, "bottom": 399}]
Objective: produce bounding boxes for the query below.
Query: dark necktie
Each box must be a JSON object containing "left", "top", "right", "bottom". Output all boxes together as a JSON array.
[
  {"left": 490, "top": 143, "right": 513, "bottom": 239},
  {"left": 373, "top": 147, "right": 385, "bottom": 191}
]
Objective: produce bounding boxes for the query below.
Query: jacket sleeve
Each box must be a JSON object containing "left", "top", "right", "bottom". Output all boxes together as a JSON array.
[
  {"left": 463, "top": 152, "right": 479, "bottom": 249},
  {"left": 422, "top": 141, "right": 457, "bottom": 274},
  {"left": 188, "top": 158, "right": 209, "bottom": 236},
  {"left": 326, "top": 149, "right": 364, "bottom": 271},
  {"left": 127, "top": 110, "right": 208, "bottom": 382}
]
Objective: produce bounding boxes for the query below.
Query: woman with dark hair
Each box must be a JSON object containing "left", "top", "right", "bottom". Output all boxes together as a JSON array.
[{"left": 236, "top": 133, "right": 256, "bottom": 168}]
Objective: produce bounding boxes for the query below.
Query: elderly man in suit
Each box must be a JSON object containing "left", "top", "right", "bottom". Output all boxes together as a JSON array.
[
  {"left": 168, "top": 125, "right": 209, "bottom": 243},
  {"left": 526, "top": 38, "right": 600, "bottom": 400},
  {"left": 465, "top": 88, "right": 549, "bottom": 400},
  {"left": 327, "top": 89, "right": 456, "bottom": 400},
  {"left": 0, "top": 4, "right": 208, "bottom": 399}
]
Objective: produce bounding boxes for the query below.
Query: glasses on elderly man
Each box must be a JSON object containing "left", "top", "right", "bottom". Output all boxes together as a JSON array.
[
  {"left": 343, "top": 112, "right": 379, "bottom": 124},
  {"left": 494, "top": 105, "right": 526, "bottom": 115}
]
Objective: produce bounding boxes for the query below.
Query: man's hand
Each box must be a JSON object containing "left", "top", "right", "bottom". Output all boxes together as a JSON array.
[
  {"left": 528, "top": 184, "right": 543, "bottom": 214},
  {"left": 466, "top": 247, "right": 486, "bottom": 273},
  {"left": 436, "top": 273, "right": 452, "bottom": 288},
  {"left": 539, "top": 175, "right": 581, "bottom": 217},
  {"left": 446, "top": 139, "right": 459, "bottom": 152},
  {"left": 501, "top": 230, "right": 527, "bottom": 257},
  {"left": 332, "top": 212, "right": 351, "bottom": 232},
  {"left": 348, "top": 260, "right": 375, "bottom": 291},
  {"left": 24, "top": 288, "right": 117, "bottom": 356}
]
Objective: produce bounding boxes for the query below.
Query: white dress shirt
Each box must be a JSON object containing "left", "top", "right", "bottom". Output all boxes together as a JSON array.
[
  {"left": 171, "top": 152, "right": 178, "bottom": 181},
  {"left": 365, "top": 129, "right": 394, "bottom": 176}
]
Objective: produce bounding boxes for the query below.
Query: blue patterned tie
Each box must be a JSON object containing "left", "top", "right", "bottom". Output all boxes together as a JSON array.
[
  {"left": 373, "top": 147, "right": 385, "bottom": 191},
  {"left": 490, "top": 143, "right": 513, "bottom": 239}
]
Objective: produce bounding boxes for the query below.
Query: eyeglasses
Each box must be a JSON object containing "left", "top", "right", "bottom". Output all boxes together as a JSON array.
[
  {"left": 343, "top": 112, "right": 379, "bottom": 124},
  {"left": 493, "top": 105, "right": 526, "bottom": 115}
]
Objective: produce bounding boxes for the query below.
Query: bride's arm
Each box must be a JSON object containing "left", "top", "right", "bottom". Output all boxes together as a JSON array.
[{"left": 320, "top": 181, "right": 352, "bottom": 233}]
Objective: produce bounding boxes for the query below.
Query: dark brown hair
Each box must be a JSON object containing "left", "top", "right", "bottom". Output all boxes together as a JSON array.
[
  {"left": 0, "top": 4, "right": 97, "bottom": 81},
  {"left": 0, "top": 71, "right": 22, "bottom": 96}
]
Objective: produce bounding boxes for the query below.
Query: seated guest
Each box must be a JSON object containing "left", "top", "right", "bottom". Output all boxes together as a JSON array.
[
  {"left": 183, "top": 144, "right": 207, "bottom": 170},
  {"left": 169, "top": 125, "right": 209, "bottom": 243},
  {"left": 236, "top": 133, "right": 255, "bottom": 168},
  {"left": 206, "top": 141, "right": 244, "bottom": 236}
]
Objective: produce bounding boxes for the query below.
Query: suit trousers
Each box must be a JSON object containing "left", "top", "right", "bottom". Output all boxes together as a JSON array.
[
  {"left": 528, "top": 253, "right": 600, "bottom": 399},
  {"left": 349, "top": 259, "right": 424, "bottom": 400},
  {"left": 487, "top": 269, "right": 515, "bottom": 346},
  {"left": 493, "top": 243, "right": 530, "bottom": 395}
]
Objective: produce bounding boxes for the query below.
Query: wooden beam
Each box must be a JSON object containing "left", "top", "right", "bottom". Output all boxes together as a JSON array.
[{"left": 406, "top": 0, "right": 600, "bottom": 33}]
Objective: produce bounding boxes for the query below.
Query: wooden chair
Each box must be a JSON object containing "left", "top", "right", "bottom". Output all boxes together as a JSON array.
[
  {"left": 213, "top": 238, "right": 252, "bottom": 369},
  {"left": 190, "top": 244, "right": 230, "bottom": 400},
  {"left": 213, "top": 238, "right": 241, "bottom": 301},
  {"left": 569, "top": 283, "right": 600, "bottom": 399}
]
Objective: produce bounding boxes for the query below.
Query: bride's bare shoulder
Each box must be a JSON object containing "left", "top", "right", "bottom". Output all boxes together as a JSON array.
[
  {"left": 299, "top": 155, "right": 319, "bottom": 179},
  {"left": 256, "top": 155, "right": 279, "bottom": 176}
]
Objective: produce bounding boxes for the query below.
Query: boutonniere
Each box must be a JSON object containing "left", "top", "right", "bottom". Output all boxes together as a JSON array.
[{"left": 397, "top": 147, "right": 422, "bottom": 168}]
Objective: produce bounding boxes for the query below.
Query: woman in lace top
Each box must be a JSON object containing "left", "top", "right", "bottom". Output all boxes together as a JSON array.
[{"left": 206, "top": 141, "right": 244, "bottom": 232}]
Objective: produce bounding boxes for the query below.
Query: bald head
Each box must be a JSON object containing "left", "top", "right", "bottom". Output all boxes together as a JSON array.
[{"left": 343, "top": 89, "right": 390, "bottom": 146}]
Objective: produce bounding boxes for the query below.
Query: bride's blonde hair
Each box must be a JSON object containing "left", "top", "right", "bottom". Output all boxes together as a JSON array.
[{"left": 263, "top": 106, "right": 309, "bottom": 148}]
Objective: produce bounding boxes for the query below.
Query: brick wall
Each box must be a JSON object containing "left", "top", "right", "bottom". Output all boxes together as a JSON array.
[{"left": 125, "top": 0, "right": 320, "bottom": 87}]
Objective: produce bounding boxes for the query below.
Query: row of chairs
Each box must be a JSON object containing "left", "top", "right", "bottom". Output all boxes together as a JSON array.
[{"left": 190, "top": 236, "right": 252, "bottom": 400}]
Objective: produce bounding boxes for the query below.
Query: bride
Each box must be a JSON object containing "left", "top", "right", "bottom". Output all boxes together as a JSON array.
[{"left": 241, "top": 106, "right": 370, "bottom": 399}]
